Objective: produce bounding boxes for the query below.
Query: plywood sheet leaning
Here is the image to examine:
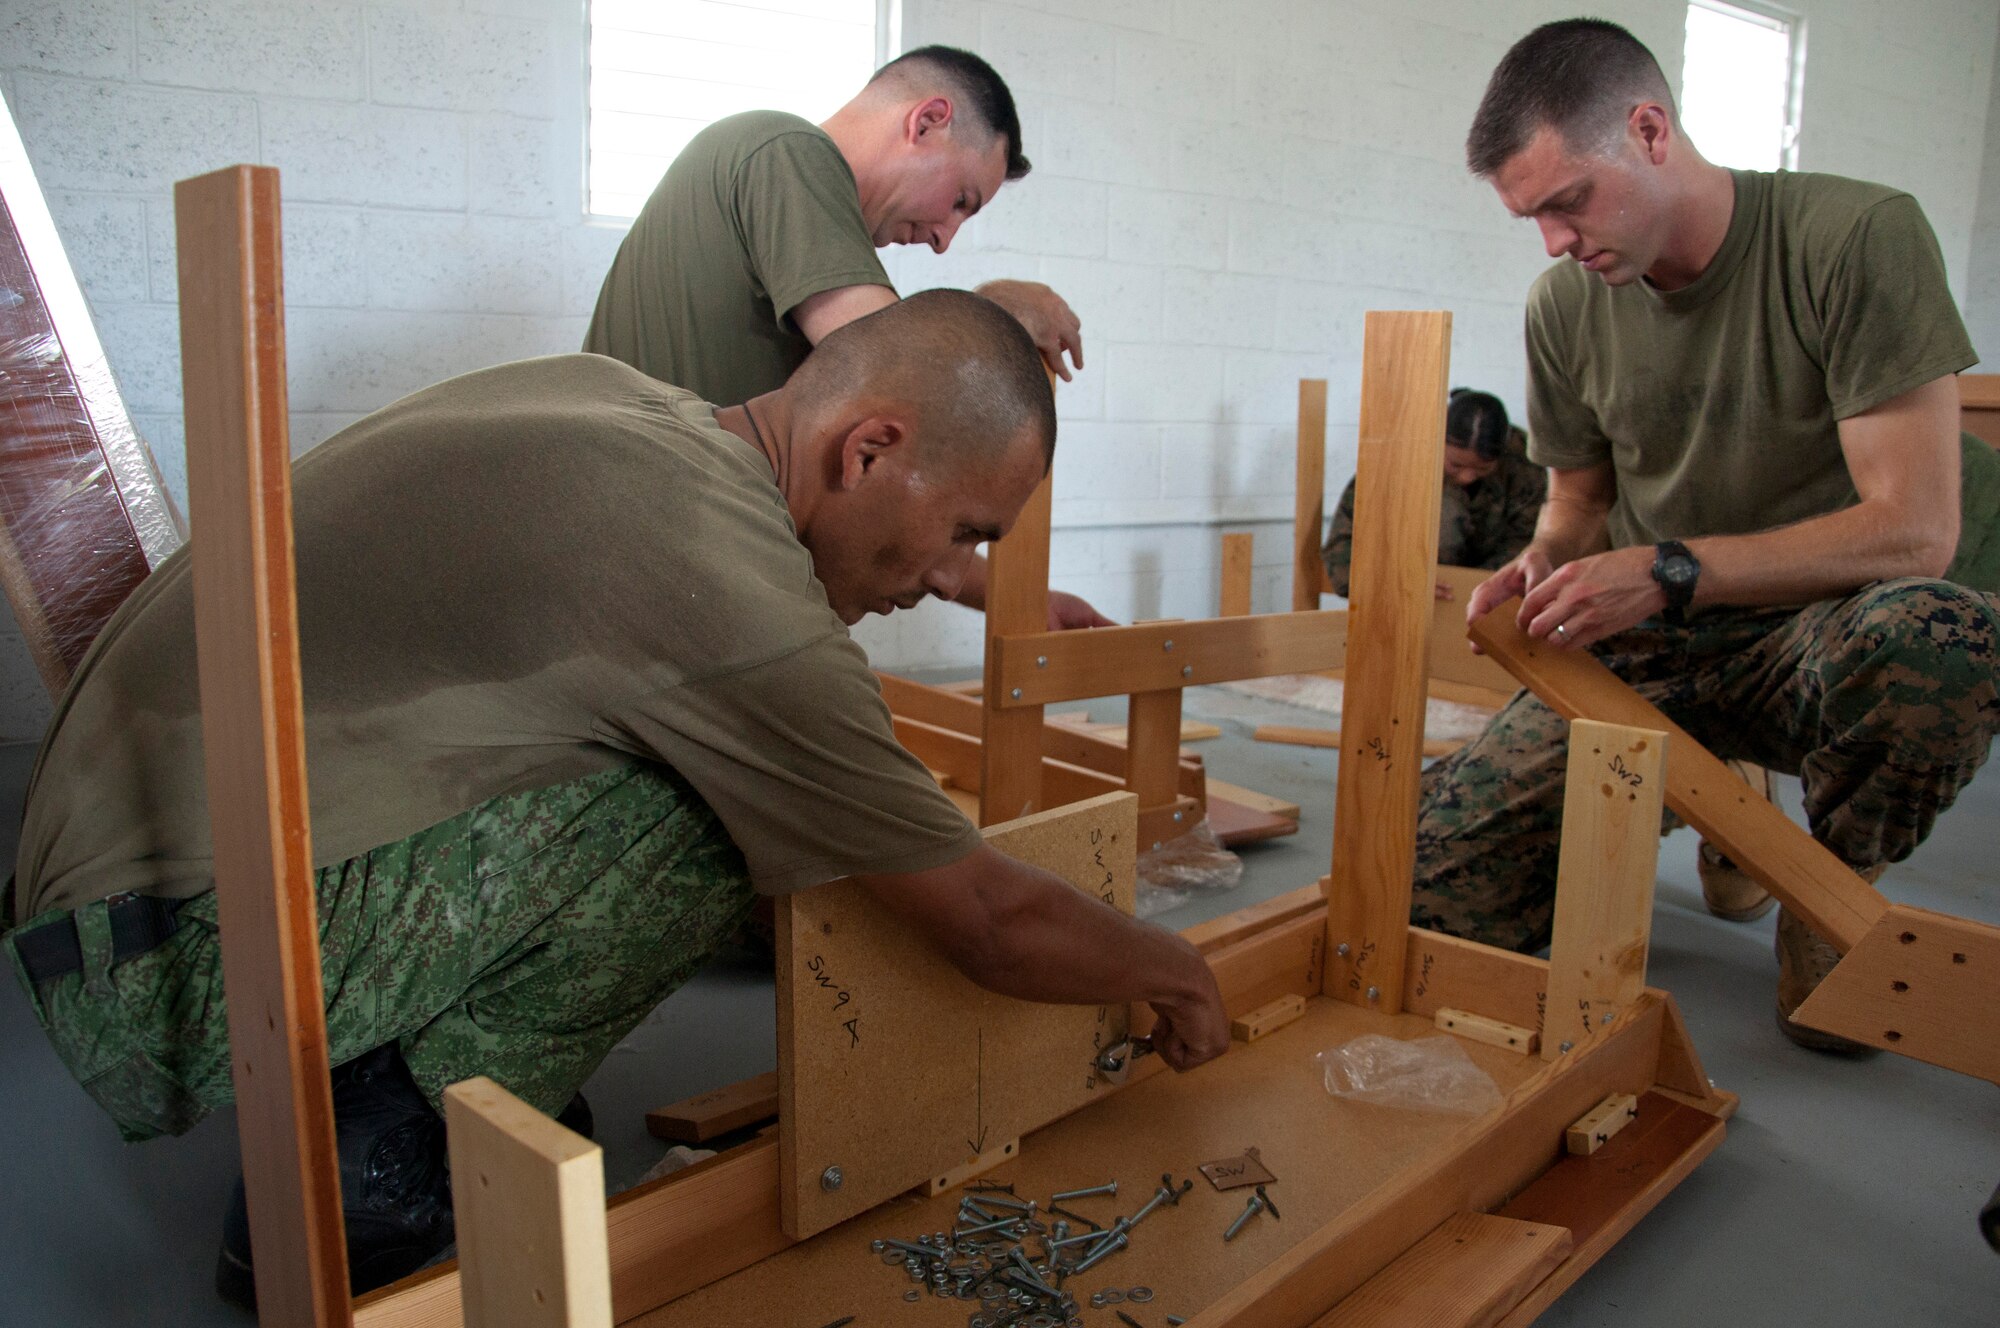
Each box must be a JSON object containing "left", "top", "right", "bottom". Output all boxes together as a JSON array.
[
  {"left": 1325, "top": 311, "right": 1451, "bottom": 1016},
  {"left": 776, "top": 791, "right": 1138, "bottom": 1239}
]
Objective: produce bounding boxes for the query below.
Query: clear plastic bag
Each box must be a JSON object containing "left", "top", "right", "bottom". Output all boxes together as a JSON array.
[
  {"left": 1135, "top": 819, "right": 1245, "bottom": 919},
  {"left": 1314, "top": 1034, "right": 1503, "bottom": 1115}
]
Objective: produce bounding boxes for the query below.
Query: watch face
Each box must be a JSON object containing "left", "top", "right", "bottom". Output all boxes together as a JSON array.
[{"left": 1662, "top": 554, "right": 1697, "bottom": 589}]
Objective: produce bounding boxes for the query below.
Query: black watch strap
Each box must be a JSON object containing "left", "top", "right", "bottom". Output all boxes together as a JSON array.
[{"left": 1651, "top": 539, "right": 1699, "bottom": 617}]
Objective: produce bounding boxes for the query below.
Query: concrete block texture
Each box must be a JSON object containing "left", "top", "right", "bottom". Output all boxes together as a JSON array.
[
  {"left": 366, "top": 5, "right": 556, "bottom": 114},
  {"left": 136, "top": 0, "right": 363, "bottom": 100},
  {"left": 360, "top": 211, "right": 562, "bottom": 315},
  {"left": 2, "top": 0, "right": 133, "bottom": 81},
  {"left": 259, "top": 99, "right": 469, "bottom": 211},
  {"left": 44, "top": 191, "right": 150, "bottom": 306},
  {"left": 12, "top": 73, "right": 259, "bottom": 194}
]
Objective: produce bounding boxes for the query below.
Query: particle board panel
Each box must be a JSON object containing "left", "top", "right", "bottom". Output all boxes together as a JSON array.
[
  {"left": 446, "top": 1077, "right": 612, "bottom": 1328},
  {"left": 1790, "top": 904, "right": 2000, "bottom": 1082},
  {"left": 1295, "top": 379, "right": 1331, "bottom": 611},
  {"left": 1325, "top": 311, "right": 1452, "bottom": 1017},
  {"left": 1311, "top": 1212, "right": 1572, "bottom": 1328},
  {"left": 1467, "top": 601, "right": 1888, "bottom": 953},
  {"left": 777, "top": 792, "right": 1139, "bottom": 1239},
  {"left": 630, "top": 996, "right": 1550, "bottom": 1328},
  {"left": 1541, "top": 721, "right": 1667, "bottom": 1062}
]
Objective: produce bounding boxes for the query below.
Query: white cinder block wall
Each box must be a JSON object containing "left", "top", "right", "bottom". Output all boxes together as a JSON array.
[{"left": 1, "top": 0, "right": 1996, "bottom": 740}]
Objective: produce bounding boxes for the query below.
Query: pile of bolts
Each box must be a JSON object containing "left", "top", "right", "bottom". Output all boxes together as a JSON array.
[{"left": 869, "top": 1175, "right": 1196, "bottom": 1327}]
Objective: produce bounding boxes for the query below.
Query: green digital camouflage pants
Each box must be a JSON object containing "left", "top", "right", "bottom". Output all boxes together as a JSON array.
[
  {"left": 1413, "top": 578, "right": 2000, "bottom": 953},
  {"left": 4, "top": 763, "right": 753, "bottom": 1142}
]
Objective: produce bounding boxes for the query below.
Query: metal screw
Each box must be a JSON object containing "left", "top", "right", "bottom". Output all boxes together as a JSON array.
[
  {"left": 955, "top": 1215, "right": 1027, "bottom": 1239},
  {"left": 1181, "top": 665, "right": 1192, "bottom": 677},
  {"left": 1036, "top": 655, "right": 1047, "bottom": 668},
  {"left": 1172, "top": 809, "right": 1184, "bottom": 822},
  {"left": 1151, "top": 840, "right": 1163, "bottom": 850},
  {"left": 1255, "top": 1184, "right": 1281, "bottom": 1220},
  {"left": 1129, "top": 1184, "right": 1175, "bottom": 1228},
  {"left": 1365, "top": 985, "right": 1379, "bottom": 1002},
  {"left": 1052, "top": 1181, "right": 1117, "bottom": 1202},
  {"left": 1163, "top": 639, "right": 1174, "bottom": 650},
  {"left": 820, "top": 1165, "right": 843, "bottom": 1192},
  {"left": 979, "top": 1193, "right": 1035, "bottom": 1213},
  {"left": 1336, "top": 942, "right": 1351, "bottom": 957},
  {"left": 1223, "top": 1194, "right": 1265, "bottom": 1241},
  {"left": 1048, "top": 1228, "right": 1104, "bottom": 1250},
  {"left": 1601, "top": 1011, "right": 1615, "bottom": 1025},
  {"left": 1559, "top": 1040, "right": 1574, "bottom": 1054},
  {"left": 1010, "top": 687, "right": 1022, "bottom": 700},
  {"left": 1072, "top": 1231, "right": 1128, "bottom": 1272}
]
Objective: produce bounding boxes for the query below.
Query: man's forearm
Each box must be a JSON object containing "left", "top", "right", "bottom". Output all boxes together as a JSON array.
[
  {"left": 1689, "top": 501, "right": 1956, "bottom": 609},
  {"left": 960, "top": 868, "right": 1211, "bottom": 1009},
  {"left": 1528, "top": 491, "right": 1611, "bottom": 568}
]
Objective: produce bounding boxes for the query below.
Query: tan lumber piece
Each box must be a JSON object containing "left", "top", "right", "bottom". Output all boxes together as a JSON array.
[
  {"left": 1791, "top": 904, "right": 2000, "bottom": 1082},
  {"left": 1232, "top": 993, "right": 1308, "bottom": 1043},
  {"left": 991, "top": 611, "right": 1347, "bottom": 707},
  {"left": 1126, "top": 687, "right": 1185, "bottom": 828},
  {"left": 1467, "top": 601, "right": 1888, "bottom": 953},
  {"left": 775, "top": 792, "right": 1137, "bottom": 1239},
  {"left": 1255, "top": 724, "right": 1465, "bottom": 757},
  {"left": 1311, "top": 1212, "right": 1573, "bottom": 1328},
  {"left": 1564, "top": 1093, "right": 1640, "bottom": 1156},
  {"left": 980, "top": 474, "right": 1053, "bottom": 824},
  {"left": 1961, "top": 373, "right": 2000, "bottom": 448},
  {"left": 445, "top": 1078, "right": 611, "bottom": 1328},
  {"left": 891, "top": 714, "right": 1123, "bottom": 806},
  {"left": 1325, "top": 310, "right": 1453, "bottom": 1017},
  {"left": 177, "top": 164, "right": 349, "bottom": 1327},
  {"left": 1206, "top": 777, "right": 1301, "bottom": 821},
  {"left": 1435, "top": 1008, "right": 1538, "bottom": 1055},
  {"left": 1493, "top": 1093, "right": 1727, "bottom": 1327},
  {"left": 1543, "top": 720, "right": 1668, "bottom": 1062},
  {"left": 645, "top": 1072, "right": 779, "bottom": 1145},
  {"left": 1294, "top": 378, "right": 1331, "bottom": 610},
  {"left": 1184, "top": 880, "right": 1328, "bottom": 953},
  {"left": 1401, "top": 928, "right": 1545, "bottom": 1029},
  {"left": 1427, "top": 565, "right": 1520, "bottom": 695},
  {"left": 1222, "top": 530, "right": 1255, "bottom": 617},
  {"left": 1206, "top": 793, "right": 1302, "bottom": 846},
  {"left": 937, "top": 676, "right": 985, "bottom": 695},
  {"left": 1054, "top": 715, "right": 1222, "bottom": 743}
]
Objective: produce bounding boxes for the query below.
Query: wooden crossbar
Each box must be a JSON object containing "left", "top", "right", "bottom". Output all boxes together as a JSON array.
[{"left": 990, "top": 610, "right": 1346, "bottom": 705}]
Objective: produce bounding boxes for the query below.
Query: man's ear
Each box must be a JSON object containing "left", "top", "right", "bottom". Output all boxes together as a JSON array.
[
  {"left": 1632, "top": 103, "right": 1673, "bottom": 164},
  {"left": 907, "top": 95, "right": 953, "bottom": 144},
  {"left": 834, "top": 416, "right": 910, "bottom": 492}
]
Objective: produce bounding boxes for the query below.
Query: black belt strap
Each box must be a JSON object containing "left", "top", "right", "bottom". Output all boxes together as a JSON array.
[{"left": 11, "top": 892, "right": 187, "bottom": 985}]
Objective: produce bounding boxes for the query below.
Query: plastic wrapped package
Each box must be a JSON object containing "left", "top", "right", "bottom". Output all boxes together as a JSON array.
[
  {"left": 1314, "top": 1034, "right": 1503, "bottom": 1115},
  {"left": 0, "top": 99, "right": 185, "bottom": 698},
  {"left": 1134, "top": 818, "right": 1245, "bottom": 919}
]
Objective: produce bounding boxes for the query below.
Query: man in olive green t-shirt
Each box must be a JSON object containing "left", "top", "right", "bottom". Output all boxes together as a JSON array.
[
  {"left": 4, "top": 294, "right": 1228, "bottom": 1302},
  {"left": 586, "top": 44, "right": 1108, "bottom": 630},
  {"left": 1415, "top": 20, "right": 2000, "bottom": 1052}
]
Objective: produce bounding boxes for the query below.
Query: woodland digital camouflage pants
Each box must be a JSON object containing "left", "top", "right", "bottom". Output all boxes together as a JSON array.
[
  {"left": 1413, "top": 578, "right": 2000, "bottom": 953},
  {"left": 5, "top": 762, "right": 753, "bottom": 1141}
]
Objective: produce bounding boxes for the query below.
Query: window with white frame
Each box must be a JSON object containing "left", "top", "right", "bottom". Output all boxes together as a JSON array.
[
  {"left": 588, "top": 0, "right": 896, "bottom": 219},
  {"left": 1679, "top": 1, "right": 1803, "bottom": 172}
]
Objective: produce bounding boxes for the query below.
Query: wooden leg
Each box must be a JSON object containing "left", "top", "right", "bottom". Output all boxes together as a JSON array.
[
  {"left": 1127, "top": 688, "right": 1184, "bottom": 846},
  {"left": 1293, "top": 379, "right": 1330, "bottom": 612},
  {"left": 1221, "top": 531, "right": 1254, "bottom": 617},
  {"left": 980, "top": 475, "right": 1052, "bottom": 825}
]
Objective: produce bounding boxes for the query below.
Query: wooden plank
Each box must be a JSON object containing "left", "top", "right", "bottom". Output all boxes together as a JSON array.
[
  {"left": 445, "top": 1078, "right": 611, "bottom": 1328},
  {"left": 1311, "top": 1212, "right": 1573, "bottom": 1328},
  {"left": 991, "top": 611, "right": 1347, "bottom": 706},
  {"left": 1492, "top": 1093, "right": 1727, "bottom": 1328},
  {"left": 1256, "top": 724, "right": 1466, "bottom": 758},
  {"left": 1184, "top": 882, "right": 1329, "bottom": 954},
  {"left": 1207, "top": 793, "right": 1302, "bottom": 847},
  {"left": 1055, "top": 715, "right": 1222, "bottom": 743},
  {"left": 776, "top": 792, "right": 1137, "bottom": 1239},
  {"left": 980, "top": 473, "right": 1052, "bottom": 824},
  {"left": 1232, "top": 993, "right": 1308, "bottom": 1043},
  {"left": 645, "top": 1072, "right": 779, "bottom": 1145},
  {"left": 1325, "top": 311, "right": 1452, "bottom": 1017},
  {"left": 891, "top": 714, "right": 1124, "bottom": 807},
  {"left": 1564, "top": 1093, "right": 1639, "bottom": 1156},
  {"left": 1791, "top": 904, "right": 2000, "bottom": 1082},
  {"left": 177, "top": 165, "right": 350, "bottom": 1328},
  {"left": 1435, "top": 1008, "right": 1538, "bottom": 1056},
  {"left": 1206, "top": 778, "right": 1301, "bottom": 821},
  {"left": 1401, "top": 928, "right": 1546, "bottom": 1030},
  {"left": 1222, "top": 530, "right": 1255, "bottom": 617},
  {"left": 1428, "top": 565, "right": 1521, "bottom": 694},
  {"left": 1294, "top": 378, "right": 1331, "bottom": 610},
  {"left": 1467, "top": 601, "right": 1888, "bottom": 953},
  {"left": 1958, "top": 372, "right": 2000, "bottom": 410},
  {"left": 1126, "top": 687, "right": 1185, "bottom": 824},
  {"left": 1542, "top": 720, "right": 1668, "bottom": 1062}
]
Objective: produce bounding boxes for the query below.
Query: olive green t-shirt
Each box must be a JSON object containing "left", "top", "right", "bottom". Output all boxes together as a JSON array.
[
  {"left": 583, "top": 111, "right": 892, "bottom": 405},
  {"left": 1525, "top": 170, "right": 1978, "bottom": 552},
  {"left": 14, "top": 355, "right": 978, "bottom": 922}
]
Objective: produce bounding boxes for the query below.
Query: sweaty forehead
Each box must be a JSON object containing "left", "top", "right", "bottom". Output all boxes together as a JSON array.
[{"left": 1494, "top": 126, "right": 1594, "bottom": 215}]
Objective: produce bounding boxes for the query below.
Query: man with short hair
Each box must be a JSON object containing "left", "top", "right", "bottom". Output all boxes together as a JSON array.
[
  {"left": 1416, "top": 19, "right": 2000, "bottom": 1050},
  {"left": 587, "top": 44, "right": 1106, "bottom": 627},
  {"left": 5, "top": 292, "right": 1228, "bottom": 1303}
]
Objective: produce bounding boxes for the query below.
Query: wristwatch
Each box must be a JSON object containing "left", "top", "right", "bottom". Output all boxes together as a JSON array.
[{"left": 1651, "top": 540, "right": 1700, "bottom": 622}]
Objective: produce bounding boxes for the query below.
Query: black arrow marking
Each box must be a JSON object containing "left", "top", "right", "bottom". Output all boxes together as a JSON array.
[{"left": 966, "top": 1026, "right": 987, "bottom": 1155}]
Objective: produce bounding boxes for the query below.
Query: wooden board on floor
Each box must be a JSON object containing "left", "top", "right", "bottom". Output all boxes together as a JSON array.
[
  {"left": 1467, "top": 601, "right": 1888, "bottom": 954},
  {"left": 1207, "top": 793, "right": 1302, "bottom": 846},
  {"left": 1791, "top": 903, "right": 2000, "bottom": 1082},
  {"left": 1206, "top": 778, "right": 1301, "bottom": 822},
  {"left": 1313, "top": 1212, "right": 1572, "bottom": 1328},
  {"left": 646, "top": 1072, "right": 779, "bottom": 1145},
  {"left": 776, "top": 792, "right": 1138, "bottom": 1239}
]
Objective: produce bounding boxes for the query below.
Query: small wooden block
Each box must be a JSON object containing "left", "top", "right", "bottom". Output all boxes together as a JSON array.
[
  {"left": 922, "top": 1137, "right": 1019, "bottom": 1197},
  {"left": 1565, "top": 1093, "right": 1640, "bottom": 1156},
  {"left": 1205, "top": 777, "right": 1301, "bottom": 821},
  {"left": 1435, "top": 1007, "right": 1539, "bottom": 1055},
  {"left": 646, "top": 1071, "right": 780, "bottom": 1145},
  {"left": 1231, "top": 994, "right": 1307, "bottom": 1043}
]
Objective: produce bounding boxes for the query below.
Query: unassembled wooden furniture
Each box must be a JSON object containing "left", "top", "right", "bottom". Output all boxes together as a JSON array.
[
  {"left": 354, "top": 312, "right": 1733, "bottom": 1328},
  {"left": 0, "top": 95, "right": 182, "bottom": 695}
]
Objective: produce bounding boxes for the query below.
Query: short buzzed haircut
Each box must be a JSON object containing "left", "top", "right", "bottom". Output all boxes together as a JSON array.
[
  {"left": 791, "top": 289, "right": 1057, "bottom": 471},
  {"left": 1466, "top": 19, "right": 1676, "bottom": 177},
  {"left": 869, "top": 45, "right": 1031, "bottom": 181}
]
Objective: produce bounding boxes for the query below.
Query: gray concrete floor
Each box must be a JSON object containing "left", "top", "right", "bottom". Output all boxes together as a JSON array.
[{"left": 2, "top": 686, "right": 1997, "bottom": 1326}]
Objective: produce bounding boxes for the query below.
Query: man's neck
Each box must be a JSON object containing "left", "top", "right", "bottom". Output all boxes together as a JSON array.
[
  {"left": 715, "top": 392, "right": 810, "bottom": 523},
  {"left": 1645, "top": 159, "right": 1737, "bottom": 292},
  {"left": 820, "top": 104, "right": 886, "bottom": 240}
]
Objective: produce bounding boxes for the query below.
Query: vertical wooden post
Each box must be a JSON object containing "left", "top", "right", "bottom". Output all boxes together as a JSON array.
[
  {"left": 1219, "top": 532, "right": 1253, "bottom": 617},
  {"left": 446, "top": 1078, "right": 613, "bottom": 1328},
  {"left": 1291, "top": 379, "right": 1329, "bottom": 611},
  {"left": 1324, "top": 312, "right": 1451, "bottom": 1015},
  {"left": 979, "top": 473, "right": 1052, "bottom": 825},
  {"left": 177, "top": 165, "right": 350, "bottom": 1326},
  {"left": 1542, "top": 720, "right": 1668, "bottom": 1061},
  {"left": 1126, "top": 688, "right": 1184, "bottom": 847}
]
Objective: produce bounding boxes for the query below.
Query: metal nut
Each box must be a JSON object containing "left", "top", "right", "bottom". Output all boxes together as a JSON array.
[{"left": 820, "top": 1164, "right": 843, "bottom": 1192}]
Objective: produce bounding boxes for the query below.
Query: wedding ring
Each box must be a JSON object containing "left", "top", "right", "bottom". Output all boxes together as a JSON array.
[{"left": 1554, "top": 623, "right": 1569, "bottom": 640}]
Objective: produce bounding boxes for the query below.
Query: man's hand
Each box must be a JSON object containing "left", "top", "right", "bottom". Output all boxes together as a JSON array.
[
  {"left": 1048, "top": 590, "right": 1115, "bottom": 630},
  {"left": 1434, "top": 580, "right": 1454, "bottom": 601},
  {"left": 1516, "top": 544, "right": 1664, "bottom": 649},
  {"left": 1145, "top": 957, "right": 1231, "bottom": 1071},
  {"left": 976, "top": 279, "right": 1085, "bottom": 381},
  {"left": 1465, "top": 546, "right": 1555, "bottom": 649}
]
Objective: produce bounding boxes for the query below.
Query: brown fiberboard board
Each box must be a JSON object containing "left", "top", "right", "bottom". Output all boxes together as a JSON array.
[{"left": 776, "top": 792, "right": 1139, "bottom": 1239}]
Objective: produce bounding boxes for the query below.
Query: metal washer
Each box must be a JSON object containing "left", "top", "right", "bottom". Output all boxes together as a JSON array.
[{"left": 1128, "top": 1286, "right": 1155, "bottom": 1303}]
